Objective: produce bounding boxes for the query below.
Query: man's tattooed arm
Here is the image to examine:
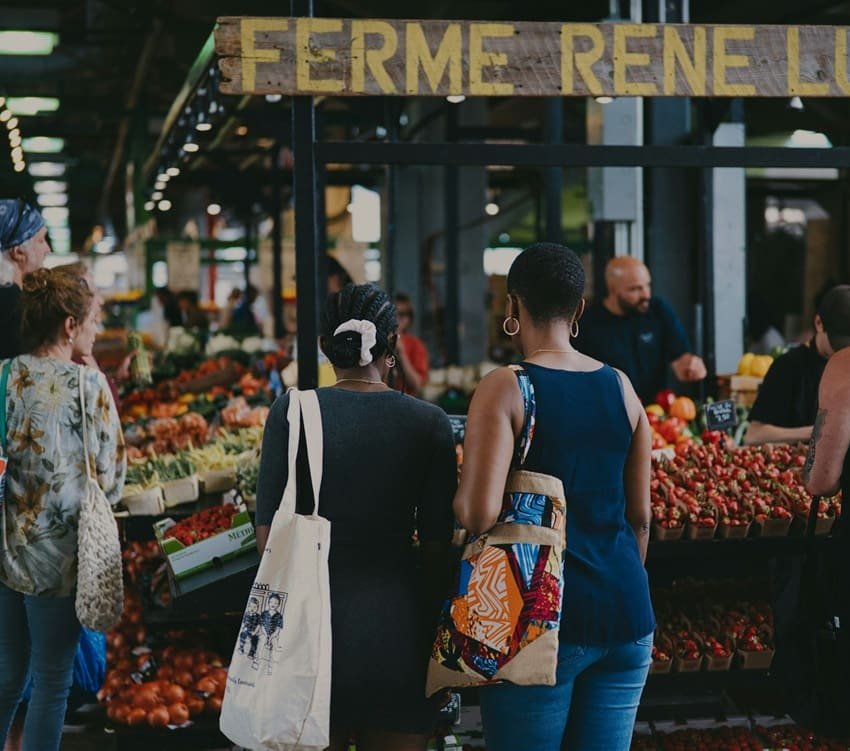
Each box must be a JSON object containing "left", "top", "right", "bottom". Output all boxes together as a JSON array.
[{"left": 802, "top": 409, "right": 827, "bottom": 485}]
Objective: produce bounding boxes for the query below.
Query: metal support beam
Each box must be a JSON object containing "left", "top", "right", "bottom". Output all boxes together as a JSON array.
[
  {"left": 698, "top": 106, "right": 717, "bottom": 400},
  {"left": 543, "top": 99, "right": 564, "bottom": 243},
  {"left": 292, "top": 0, "right": 319, "bottom": 389},
  {"left": 444, "top": 107, "right": 461, "bottom": 365},
  {"left": 317, "top": 142, "right": 850, "bottom": 169},
  {"left": 272, "top": 143, "right": 284, "bottom": 339}
]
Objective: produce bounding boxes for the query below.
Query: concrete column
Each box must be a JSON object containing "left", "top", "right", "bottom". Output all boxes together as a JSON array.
[{"left": 712, "top": 123, "right": 747, "bottom": 373}]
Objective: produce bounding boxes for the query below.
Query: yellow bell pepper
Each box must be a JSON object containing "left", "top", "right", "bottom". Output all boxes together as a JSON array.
[{"left": 737, "top": 352, "right": 755, "bottom": 376}]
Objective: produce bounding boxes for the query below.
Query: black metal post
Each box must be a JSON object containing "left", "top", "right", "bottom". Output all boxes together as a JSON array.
[
  {"left": 271, "top": 142, "right": 284, "bottom": 339},
  {"left": 292, "top": 0, "right": 319, "bottom": 388},
  {"left": 699, "top": 105, "right": 717, "bottom": 400},
  {"left": 385, "top": 100, "right": 399, "bottom": 295},
  {"left": 543, "top": 99, "right": 564, "bottom": 244},
  {"left": 444, "top": 105, "right": 460, "bottom": 365}
]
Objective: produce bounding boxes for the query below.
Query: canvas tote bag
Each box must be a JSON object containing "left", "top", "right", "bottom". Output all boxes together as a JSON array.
[
  {"left": 426, "top": 365, "right": 567, "bottom": 695},
  {"left": 220, "top": 389, "right": 332, "bottom": 751},
  {"left": 75, "top": 366, "right": 124, "bottom": 632}
]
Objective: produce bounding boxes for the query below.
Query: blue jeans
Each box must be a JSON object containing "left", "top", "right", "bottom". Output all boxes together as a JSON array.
[
  {"left": 480, "top": 634, "right": 653, "bottom": 751},
  {"left": 0, "top": 582, "right": 81, "bottom": 751}
]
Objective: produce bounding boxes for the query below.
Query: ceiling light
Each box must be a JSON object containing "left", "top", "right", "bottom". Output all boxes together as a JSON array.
[
  {"left": 37, "top": 193, "right": 68, "bottom": 207},
  {"left": 8, "top": 128, "right": 20, "bottom": 139},
  {"left": 42, "top": 207, "right": 69, "bottom": 224},
  {"left": 28, "top": 162, "right": 65, "bottom": 177},
  {"left": 22, "top": 136, "right": 64, "bottom": 153},
  {"left": 446, "top": 95, "right": 466, "bottom": 104},
  {"left": 206, "top": 203, "right": 222, "bottom": 216},
  {"left": 485, "top": 202, "right": 500, "bottom": 216},
  {"left": 265, "top": 94, "right": 283, "bottom": 103},
  {"left": 9, "top": 135, "right": 21, "bottom": 148},
  {"left": 157, "top": 172, "right": 169, "bottom": 182},
  {"left": 11, "top": 146, "right": 23, "bottom": 161},
  {"left": 34, "top": 180, "right": 67, "bottom": 193},
  {"left": 144, "top": 200, "right": 155, "bottom": 211},
  {"left": 0, "top": 98, "right": 4, "bottom": 108},
  {"left": 6, "top": 118, "right": 18, "bottom": 130},
  {"left": 154, "top": 181, "right": 166, "bottom": 190},
  {"left": 789, "top": 96, "right": 805, "bottom": 111},
  {"left": 594, "top": 96, "right": 614, "bottom": 104},
  {"left": 182, "top": 141, "right": 199, "bottom": 153},
  {"left": 13, "top": 162, "right": 25, "bottom": 173},
  {"left": 236, "top": 125, "right": 248, "bottom": 136},
  {"left": 152, "top": 191, "right": 163, "bottom": 201},
  {"left": 0, "top": 111, "right": 11, "bottom": 123},
  {"left": 5, "top": 97, "right": 59, "bottom": 115},
  {"left": 196, "top": 122, "right": 212, "bottom": 132},
  {"left": 0, "top": 31, "right": 59, "bottom": 56},
  {"left": 157, "top": 199, "right": 172, "bottom": 211},
  {"left": 166, "top": 166, "right": 180, "bottom": 177}
]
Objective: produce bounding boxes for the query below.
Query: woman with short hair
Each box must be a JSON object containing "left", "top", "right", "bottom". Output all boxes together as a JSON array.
[
  {"left": 0, "top": 266, "right": 126, "bottom": 751},
  {"left": 455, "top": 243, "right": 654, "bottom": 751}
]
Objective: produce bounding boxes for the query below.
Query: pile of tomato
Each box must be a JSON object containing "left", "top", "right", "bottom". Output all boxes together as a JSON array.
[
  {"left": 99, "top": 646, "right": 227, "bottom": 728},
  {"left": 754, "top": 724, "right": 850, "bottom": 751},
  {"left": 165, "top": 504, "right": 239, "bottom": 547},
  {"left": 655, "top": 725, "right": 764, "bottom": 751}
]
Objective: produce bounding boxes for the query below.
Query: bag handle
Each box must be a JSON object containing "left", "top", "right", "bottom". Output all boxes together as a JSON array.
[
  {"left": 279, "top": 389, "right": 324, "bottom": 517},
  {"left": 508, "top": 365, "right": 536, "bottom": 469},
  {"left": 280, "top": 389, "right": 303, "bottom": 516},
  {"left": 78, "top": 366, "right": 94, "bottom": 481},
  {"left": 0, "top": 359, "right": 12, "bottom": 454},
  {"left": 299, "top": 390, "right": 323, "bottom": 517}
]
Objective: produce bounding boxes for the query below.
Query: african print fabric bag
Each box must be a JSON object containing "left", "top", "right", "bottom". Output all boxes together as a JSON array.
[
  {"left": 0, "top": 360, "right": 10, "bottom": 514},
  {"left": 426, "top": 365, "right": 566, "bottom": 696}
]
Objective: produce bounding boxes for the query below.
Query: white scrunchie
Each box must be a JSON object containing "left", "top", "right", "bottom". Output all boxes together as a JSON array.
[{"left": 333, "top": 319, "right": 378, "bottom": 367}]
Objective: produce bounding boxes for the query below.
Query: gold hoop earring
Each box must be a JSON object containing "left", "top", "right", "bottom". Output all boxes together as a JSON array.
[
  {"left": 503, "top": 316, "right": 520, "bottom": 336},
  {"left": 385, "top": 355, "right": 397, "bottom": 369},
  {"left": 571, "top": 320, "right": 579, "bottom": 338}
]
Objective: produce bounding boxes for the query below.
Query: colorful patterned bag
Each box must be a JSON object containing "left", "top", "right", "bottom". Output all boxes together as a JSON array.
[{"left": 426, "top": 365, "right": 566, "bottom": 696}]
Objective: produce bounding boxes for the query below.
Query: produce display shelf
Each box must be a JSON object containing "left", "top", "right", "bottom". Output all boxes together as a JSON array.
[{"left": 647, "top": 534, "right": 838, "bottom": 561}]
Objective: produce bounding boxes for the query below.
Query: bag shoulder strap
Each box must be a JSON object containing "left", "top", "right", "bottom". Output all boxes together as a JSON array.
[
  {"left": 507, "top": 365, "right": 536, "bottom": 469},
  {"left": 280, "top": 389, "right": 303, "bottom": 516},
  {"left": 279, "top": 389, "right": 324, "bottom": 517},
  {"left": 0, "top": 359, "right": 12, "bottom": 454},
  {"left": 78, "top": 366, "right": 94, "bottom": 481},
  {"left": 299, "top": 390, "right": 324, "bottom": 517}
]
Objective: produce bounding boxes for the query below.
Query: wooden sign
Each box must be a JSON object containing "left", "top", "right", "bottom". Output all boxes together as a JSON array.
[
  {"left": 704, "top": 399, "right": 739, "bottom": 431},
  {"left": 215, "top": 18, "right": 850, "bottom": 98},
  {"left": 165, "top": 241, "right": 201, "bottom": 292}
]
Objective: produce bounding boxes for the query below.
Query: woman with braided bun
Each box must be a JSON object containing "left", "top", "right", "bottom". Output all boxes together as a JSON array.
[
  {"left": 0, "top": 266, "right": 125, "bottom": 751},
  {"left": 255, "top": 283, "right": 457, "bottom": 751}
]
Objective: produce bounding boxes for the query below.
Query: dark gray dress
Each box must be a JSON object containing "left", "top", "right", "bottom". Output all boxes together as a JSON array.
[{"left": 256, "top": 388, "right": 457, "bottom": 734}]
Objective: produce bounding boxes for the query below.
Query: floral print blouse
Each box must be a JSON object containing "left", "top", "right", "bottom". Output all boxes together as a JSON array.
[{"left": 0, "top": 356, "right": 126, "bottom": 597}]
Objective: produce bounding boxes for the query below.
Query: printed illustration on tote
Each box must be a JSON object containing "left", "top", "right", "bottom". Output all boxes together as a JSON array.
[{"left": 238, "top": 584, "right": 287, "bottom": 675}]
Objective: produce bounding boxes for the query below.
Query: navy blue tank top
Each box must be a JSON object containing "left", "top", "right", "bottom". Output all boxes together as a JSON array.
[{"left": 520, "top": 362, "right": 655, "bottom": 645}]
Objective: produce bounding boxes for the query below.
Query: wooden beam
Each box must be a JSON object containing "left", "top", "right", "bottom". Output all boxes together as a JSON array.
[{"left": 216, "top": 17, "right": 850, "bottom": 98}]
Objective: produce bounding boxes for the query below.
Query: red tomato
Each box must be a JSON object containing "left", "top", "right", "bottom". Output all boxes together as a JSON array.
[
  {"left": 147, "top": 705, "right": 170, "bottom": 728},
  {"left": 206, "top": 696, "right": 223, "bottom": 714},
  {"left": 162, "top": 684, "right": 186, "bottom": 704},
  {"left": 174, "top": 670, "right": 195, "bottom": 688},
  {"left": 133, "top": 689, "right": 159, "bottom": 711},
  {"left": 186, "top": 696, "right": 205, "bottom": 716},
  {"left": 168, "top": 703, "right": 190, "bottom": 726},
  {"left": 195, "top": 677, "right": 218, "bottom": 695},
  {"left": 127, "top": 707, "right": 147, "bottom": 727}
]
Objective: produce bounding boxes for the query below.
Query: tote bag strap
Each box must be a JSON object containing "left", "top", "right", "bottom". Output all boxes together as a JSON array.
[
  {"left": 508, "top": 365, "right": 537, "bottom": 469},
  {"left": 280, "top": 389, "right": 303, "bottom": 516},
  {"left": 78, "top": 366, "right": 94, "bottom": 481},
  {"left": 0, "top": 359, "right": 12, "bottom": 454},
  {"left": 299, "top": 390, "right": 324, "bottom": 517}
]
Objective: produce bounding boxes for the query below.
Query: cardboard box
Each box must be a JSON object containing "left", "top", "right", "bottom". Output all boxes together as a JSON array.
[{"left": 154, "top": 508, "right": 255, "bottom": 580}]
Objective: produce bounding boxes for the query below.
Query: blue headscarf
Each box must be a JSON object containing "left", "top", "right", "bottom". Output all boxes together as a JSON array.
[{"left": 0, "top": 199, "right": 46, "bottom": 252}]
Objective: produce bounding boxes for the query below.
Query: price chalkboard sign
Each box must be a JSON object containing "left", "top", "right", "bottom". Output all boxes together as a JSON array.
[
  {"left": 448, "top": 415, "right": 467, "bottom": 444},
  {"left": 705, "top": 399, "right": 738, "bottom": 431}
]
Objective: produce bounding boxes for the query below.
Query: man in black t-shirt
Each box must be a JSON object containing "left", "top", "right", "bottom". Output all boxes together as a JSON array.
[
  {"left": 746, "top": 286, "right": 844, "bottom": 445},
  {"left": 574, "top": 257, "right": 706, "bottom": 403}
]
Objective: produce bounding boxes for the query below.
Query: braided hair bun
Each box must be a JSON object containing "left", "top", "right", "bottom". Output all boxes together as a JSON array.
[{"left": 321, "top": 283, "right": 397, "bottom": 369}]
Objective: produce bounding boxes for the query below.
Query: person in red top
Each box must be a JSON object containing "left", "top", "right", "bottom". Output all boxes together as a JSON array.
[{"left": 393, "top": 293, "right": 429, "bottom": 396}]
